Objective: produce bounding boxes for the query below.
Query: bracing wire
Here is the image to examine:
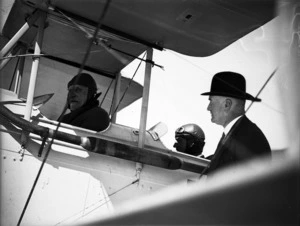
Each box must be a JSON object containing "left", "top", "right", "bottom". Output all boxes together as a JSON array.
[
  {"left": 72, "top": 179, "right": 139, "bottom": 223},
  {"left": 171, "top": 50, "right": 279, "bottom": 115},
  {"left": 246, "top": 68, "right": 277, "bottom": 113},
  {"left": 0, "top": 53, "right": 46, "bottom": 60},
  {"left": 54, "top": 179, "right": 139, "bottom": 225},
  {"left": 100, "top": 78, "right": 114, "bottom": 107},
  {"left": 108, "top": 179, "right": 139, "bottom": 197},
  {"left": 76, "top": 1, "right": 112, "bottom": 76},
  {"left": 56, "top": 6, "right": 129, "bottom": 67},
  {"left": 110, "top": 52, "right": 147, "bottom": 118}
]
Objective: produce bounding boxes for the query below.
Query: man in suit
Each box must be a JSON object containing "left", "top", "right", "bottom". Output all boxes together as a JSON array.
[{"left": 201, "top": 71, "right": 271, "bottom": 174}]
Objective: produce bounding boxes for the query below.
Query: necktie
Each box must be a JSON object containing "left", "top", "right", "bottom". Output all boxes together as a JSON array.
[{"left": 216, "top": 132, "right": 225, "bottom": 149}]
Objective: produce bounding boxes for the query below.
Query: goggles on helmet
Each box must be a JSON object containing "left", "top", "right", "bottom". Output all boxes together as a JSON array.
[{"left": 175, "top": 124, "right": 205, "bottom": 142}]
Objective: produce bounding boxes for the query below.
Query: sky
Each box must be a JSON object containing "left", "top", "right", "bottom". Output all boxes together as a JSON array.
[{"left": 117, "top": 16, "right": 289, "bottom": 157}]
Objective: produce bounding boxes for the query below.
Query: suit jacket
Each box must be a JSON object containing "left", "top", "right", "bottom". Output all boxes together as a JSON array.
[{"left": 208, "top": 115, "right": 271, "bottom": 174}]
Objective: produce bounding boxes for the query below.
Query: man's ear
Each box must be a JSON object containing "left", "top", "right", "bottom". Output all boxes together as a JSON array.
[{"left": 225, "top": 98, "right": 232, "bottom": 110}]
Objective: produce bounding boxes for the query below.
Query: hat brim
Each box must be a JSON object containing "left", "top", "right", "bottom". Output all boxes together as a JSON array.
[{"left": 201, "top": 91, "right": 261, "bottom": 102}]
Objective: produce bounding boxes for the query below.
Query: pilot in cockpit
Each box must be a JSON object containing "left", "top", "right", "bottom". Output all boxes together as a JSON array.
[
  {"left": 173, "top": 123, "right": 207, "bottom": 158},
  {"left": 59, "top": 72, "right": 110, "bottom": 131}
]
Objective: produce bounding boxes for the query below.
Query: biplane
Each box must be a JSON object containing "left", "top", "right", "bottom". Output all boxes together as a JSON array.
[{"left": 0, "top": 0, "right": 299, "bottom": 225}]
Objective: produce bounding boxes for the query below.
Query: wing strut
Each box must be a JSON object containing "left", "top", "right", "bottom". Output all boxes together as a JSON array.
[
  {"left": 138, "top": 48, "right": 153, "bottom": 148},
  {"left": 0, "top": 44, "right": 22, "bottom": 70},
  {"left": 24, "top": 11, "right": 47, "bottom": 120},
  {"left": 136, "top": 48, "right": 153, "bottom": 179},
  {"left": 0, "top": 9, "right": 42, "bottom": 58}
]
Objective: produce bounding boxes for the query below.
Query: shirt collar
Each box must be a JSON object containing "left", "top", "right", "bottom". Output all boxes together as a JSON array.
[{"left": 224, "top": 115, "right": 243, "bottom": 136}]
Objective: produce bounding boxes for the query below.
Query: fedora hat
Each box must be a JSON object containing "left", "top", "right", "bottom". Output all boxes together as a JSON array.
[{"left": 201, "top": 71, "right": 261, "bottom": 102}]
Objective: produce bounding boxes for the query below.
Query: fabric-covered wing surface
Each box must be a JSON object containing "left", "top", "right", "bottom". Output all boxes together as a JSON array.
[{"left": 50, "top": 0, "right": 276, "bottom": 57}]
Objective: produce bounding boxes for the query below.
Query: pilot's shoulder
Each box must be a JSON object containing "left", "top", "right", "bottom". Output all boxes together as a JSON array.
[{"left": 87, "top": 106, "right": 109, "bottom": 115}]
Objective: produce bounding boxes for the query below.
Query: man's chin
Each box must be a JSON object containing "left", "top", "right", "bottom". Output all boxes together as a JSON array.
[{"left": 70, "top": 103, "right": 80, "bottom": 111}]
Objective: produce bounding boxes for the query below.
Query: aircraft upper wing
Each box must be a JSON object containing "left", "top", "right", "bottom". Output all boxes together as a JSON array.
[
  {"left": 0, "top": 0, "right": 276, "bottom": 119},
  {"left": 2, "top": 0, "right": 276, "bottom": 74},
  {"left": 46, "top": 0, "right": 276, "bottom": 57}
]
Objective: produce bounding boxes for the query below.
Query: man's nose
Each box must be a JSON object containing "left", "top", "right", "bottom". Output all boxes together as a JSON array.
[
  {"left": 68, "top": 91, "right": 77, "bottom": 98},
  {"left": 207, "top": 102, "right": 211, "bottom": 111}
]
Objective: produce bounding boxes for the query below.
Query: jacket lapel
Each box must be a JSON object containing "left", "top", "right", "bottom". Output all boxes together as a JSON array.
[{"left": 208, "top": 115, "right": 246, "bottom": 173}]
